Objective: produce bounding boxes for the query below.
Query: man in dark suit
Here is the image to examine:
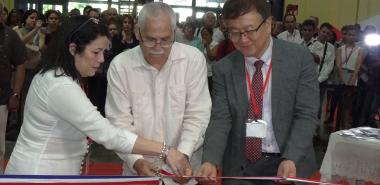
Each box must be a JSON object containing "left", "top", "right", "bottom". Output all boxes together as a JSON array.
[{"left": 196, "top": 0, "right": 319, "bottom": 184}]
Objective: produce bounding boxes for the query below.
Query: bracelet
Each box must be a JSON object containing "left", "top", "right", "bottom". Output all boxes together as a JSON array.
[{"left": 159, "top": 142, "right": 170, "bottom": 162}]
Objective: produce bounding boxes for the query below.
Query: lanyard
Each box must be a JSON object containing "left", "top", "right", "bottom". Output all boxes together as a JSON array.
[
  {"left": 344, "top": 46, "right": 355, "bottom": 65},
  {"left": 245, "top": 60, "right": 272, "bottom": 119}
]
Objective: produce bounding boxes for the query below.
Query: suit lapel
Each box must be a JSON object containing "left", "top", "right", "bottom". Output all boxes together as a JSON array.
[{"left": 231, "top": 52, "right": 249, "bottom": 119}]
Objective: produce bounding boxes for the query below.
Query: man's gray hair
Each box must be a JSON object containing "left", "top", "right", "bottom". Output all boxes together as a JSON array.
[{"left": 137, "top": 2, "right": 176, "bottom": 31}]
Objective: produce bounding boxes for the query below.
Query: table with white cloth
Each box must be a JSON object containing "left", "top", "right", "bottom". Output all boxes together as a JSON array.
[{"left": 320, "top": 127, "right": 380, "bottom": 185}]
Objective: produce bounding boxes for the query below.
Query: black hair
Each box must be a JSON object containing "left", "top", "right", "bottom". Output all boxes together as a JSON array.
[
  {"left": 45, "top": 10, "right": 60, "bottom": 20},
  {"left": 320, "top": 22, "right": 333, "bottom": 31},
  {"left": 222, "top": 0, "right": 271, "bottom": 20},
  {"left": 83, "top": 5, "right": 93, "bottom": 15},
  {"left": 302, "top": 19, "right": 316, "bottom": 29},
  {"left": 22, "top": 9, "right": 38, "bottom": 25},
  {"left": 201, "top": 27, "right": 214, "bottom": 36},
  {"left": 39, "top": 16, "right": 109, "bottom": 80}
]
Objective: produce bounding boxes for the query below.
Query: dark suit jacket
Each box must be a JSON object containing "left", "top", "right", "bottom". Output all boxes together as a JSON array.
[{"left": 202, "top": 38, "right": 319, "bottom": 183}]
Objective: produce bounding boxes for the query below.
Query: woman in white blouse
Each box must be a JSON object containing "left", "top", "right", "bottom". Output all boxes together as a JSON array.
[{"left": 5, "top": 16, "right": 189, "bottom": 175}]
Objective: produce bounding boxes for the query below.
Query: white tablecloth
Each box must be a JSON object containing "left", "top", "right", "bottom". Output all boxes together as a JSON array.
[{"left": 320, "top": 131, "right": 380, "bottom": 184}]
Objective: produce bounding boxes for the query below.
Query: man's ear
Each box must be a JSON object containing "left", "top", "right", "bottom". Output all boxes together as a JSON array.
[{"left": 69, "top": 43, "right": 77, "bottom": 56}]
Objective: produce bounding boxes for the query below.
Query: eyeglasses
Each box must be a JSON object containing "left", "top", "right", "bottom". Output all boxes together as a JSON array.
[
  {"left": 228, "top": 18, "right": 267, "bottom": 41},
  {"left": 68, "top": 17, "right": 100, "bottom": 42},
  {"left": 138, "top": 29, "right": 174, "bottom": 48}
]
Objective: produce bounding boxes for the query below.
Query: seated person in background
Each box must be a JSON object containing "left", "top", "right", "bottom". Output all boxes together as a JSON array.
[{"left": 5, "top": 16, "right": 188, "bottom": 175}]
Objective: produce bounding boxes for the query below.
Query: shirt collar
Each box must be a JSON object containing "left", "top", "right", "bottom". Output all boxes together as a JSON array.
[{"left": 245, "top": 37, "right": 273, "bottom": 66}]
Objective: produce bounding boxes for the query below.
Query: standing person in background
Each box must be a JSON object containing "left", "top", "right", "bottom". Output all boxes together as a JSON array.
[
  {"left": 5, "top": 16, "right": 189, "bottom": 175},
  {"left": 43, "top": 10, "right": 60, "bottom": 46},
  {"left": 106, "top": 2, "right": 211, "bottom": 184},
  {"left": 13, "top": 10, "right": 46, "bottom": 138},
  {"left": 83, "top": 5, "right": 92, "bottom": 16},
  {"left": 196, "top": 0, "right": 319, "bottom": 184},
  {"left": 201, "top": 27, "right": 218, "bottom": 92},
  {"left": 111, "top": 14, "right": 139, "bottom": 56},
  {"left": 6, "top": 9, "right": 18, "bottom": 28},
  {"left": 335, "top": 25, "right": 365, "bottom": 129},
  {"left": 0, "top": 3, "right": 26, "bottom": 173},
  {"left": 277, "top": 14, "right": 302, "bottom": 44},
  {"left": 308, "top": 23, "right": 336, "bottom": 115}
]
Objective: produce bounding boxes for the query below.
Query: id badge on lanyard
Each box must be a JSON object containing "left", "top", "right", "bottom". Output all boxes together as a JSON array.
[{"left": 245, "top": 119, "right": 267, "bottom": 138}]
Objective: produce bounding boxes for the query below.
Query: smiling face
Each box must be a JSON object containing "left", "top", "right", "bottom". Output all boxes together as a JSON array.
[
  {"left": 72, "top": 35, "right": 109, "bottom": 77},
  {"left": 225, "top": 10, "right": 271, "bottom": 58}
]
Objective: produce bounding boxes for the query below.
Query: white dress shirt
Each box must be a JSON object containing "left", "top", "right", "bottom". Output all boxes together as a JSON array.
[
  {"left": 309, "top": 40, "right": 336, "bottom": 82},
  {"left": 277, "top": 29, "right": 303, "bottom": 44},
  {"left": 5, "top": 70, "right": 137, "bottom": 175},
  {"left": 106, "top": 42, "right": 211, "bottom": 184},
  {"left": 244, "top": 38, "right": 280, "bottom": 153}
]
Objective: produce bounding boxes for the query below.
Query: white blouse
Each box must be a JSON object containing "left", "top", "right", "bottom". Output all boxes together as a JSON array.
[{"left": 5, "top": 69, "right": 137, "bottom": 175}]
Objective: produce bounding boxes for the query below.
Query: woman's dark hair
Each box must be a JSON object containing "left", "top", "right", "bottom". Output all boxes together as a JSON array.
[
  {"left": 122, "top": 14, "right": 135, "bottom": 31},
  {"left": 201, "top": 27, "right": 214, "bottom": 36},
  {"left": 45, "top": 9, "right": 60, "bottom": 20},
  {"left": 22, "top": 9, "right": 38, "bottom": 25},
  {"left": 222, "top": 0, "right": 271, "bottom": 20},
  {"left": 39, "top": 16, "right": 109, "bottom": 80}
]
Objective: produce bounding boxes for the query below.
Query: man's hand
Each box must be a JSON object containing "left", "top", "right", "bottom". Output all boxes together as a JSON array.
[
  {"left": 133, "top": 159, "right": 156, "bottom": 176},
  {"left": 165, "top": 149, "right": 192, "bottom": 183},
  {"left": 7, "top": 96, "right": 19, "bottom": 112},
  {"left": 276, "top": 160, "right": 296, "bottom": 184},
  {"left": 195, "top": 162, "right": 217, "bottom": 185}
]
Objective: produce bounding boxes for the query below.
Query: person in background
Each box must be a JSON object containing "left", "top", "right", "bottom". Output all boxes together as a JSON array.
[
  {"left": 111, "top": 14, "right": 138, "bottom": 56},
  {"left": 69, "top": 8, "right": 81, "bottom": 17},
  {"left": 196, "top": 0, "right": 319, "bottom": 184},
  {"left": 0, "top": 3, "right": 26, "bottom": 173},
  {"left": 44, "top": 10, "right": 60, "bottom": 46},
  {"left": 308, "top": 23, "right": 336, "bottom": 115},
  {"left": 195, "top": 11, "right": 224, "bottom": 44},
  {"left": 215, "top": 21, "right": 235, "bottom": 61},
  {"left": 201, "top": 27, "right": 218, "bottom": 91},
  {"left": 12, "top": 10, "right": 46, "bottom": 137},
  {"left": 335, "top": 25, "right": 365, "bottom": 129},
  {"left": 6, "top": 9, "right": 19, "bottom": 28},
  {"left": 353, "top": 25, "right": 380, "bottom": 127},
  {"left": 4, "top": 16, "right": 188, "bottom": 175},
  {"left": 106, "top": 2, "right": 211, "bottom": 184},
  {"left": 83, "top": 5, "right": 92, "bottom": 16},
  {"left": 88, "top": 8, "right": 100, "bottom": 19},
  {"left": 176, "top": 20, "right": 202, "bottom": 51},
  {"left": 102, "top": 8, "right": 118, "bottom": 24},
  {"left": 107, "top": 18, "right": 120, "bottom": 39},
  {"left": 277, "top": 14, "right": 302, "bottom": 44},
  {"left": 300, "top": 19, "right": 316, "bottom": 47}
]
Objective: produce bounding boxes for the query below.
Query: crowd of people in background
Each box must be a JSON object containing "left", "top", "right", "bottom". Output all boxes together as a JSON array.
[
  {"left": 0, "top": 1, "right": 380, "bottom": 176},
  {"left": 272, "top": 14, "right": 380, "bottom": 131}
]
